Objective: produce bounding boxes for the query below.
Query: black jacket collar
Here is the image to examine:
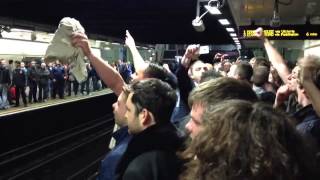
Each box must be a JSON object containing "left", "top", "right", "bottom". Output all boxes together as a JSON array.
[{"left": 115, "top": 122, "right": 184, "bottom": 178}]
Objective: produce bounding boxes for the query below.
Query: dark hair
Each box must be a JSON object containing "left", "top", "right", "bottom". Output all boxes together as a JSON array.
[
  {"left": 188, "top": 77, "right": 258, "bottom": 108},
  {"left": 235, "top": 61, "right": 253, "bottom": 82},
  {"left": 200, "top": 69, "right": 222, "bottom": 83},
  {"left": 252, "top": 65, "right": 270, "bottom": 86},
  {"left": 181, "top": 100, "right": 319, "bottom": 180},
  {"left": 143, "top": 63, "right": 178, "bottom": 89},
  {"left": 128, "top": 78, "right": 177, "bottom": 124}
]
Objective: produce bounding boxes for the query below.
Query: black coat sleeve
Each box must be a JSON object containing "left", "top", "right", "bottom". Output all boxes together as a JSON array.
[
  {"left": 176, "top": 63, "right": 194, "bottom": 110},
  {"left": 122, "top": 151, "right": 180, "bottom": 180}
]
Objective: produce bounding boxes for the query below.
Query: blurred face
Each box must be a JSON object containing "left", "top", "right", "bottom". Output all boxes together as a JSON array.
[
  {"left": 287, "top": 66, "right": 299, "bottom": 92},
  {"left": 112, "top": 92, "right": 128, "bottom": 127},
  {"left": 20, "top": 62, "right": 25, "bottom": 68},
  {"left": 191, "top": 61, "right": 208, "bottom": 83},
  {"left": 131, "top": 66, "right": 146, "bottom": 81},
  {"left": 0, "top": 60, "right": 5, "bottom": 67},
  {"left": 41, "top": 63, "right": 46, "bottom": 68},
  {"left": 185, "top": 103, "right": 205, "bottom": 139},
  {"left": 223, "top": 61, "right": 231, "bottom": 72},
  {"left": 125, "top": 93, "right": 143, "bottom": 134},
  {"left": 31, "top": 61, "right": 36, "bottom": 67}
]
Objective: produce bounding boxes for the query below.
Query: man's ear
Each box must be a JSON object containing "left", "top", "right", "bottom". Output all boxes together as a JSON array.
[{"left": 139, "top": 108, "right": 155, "bottom": 127}]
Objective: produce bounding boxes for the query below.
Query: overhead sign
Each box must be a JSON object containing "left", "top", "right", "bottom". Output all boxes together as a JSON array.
[{"left": 239, "top": 25, "right": 320, "bottom": 40}]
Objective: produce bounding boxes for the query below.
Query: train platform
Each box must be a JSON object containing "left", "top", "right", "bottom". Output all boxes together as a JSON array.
[{"left": 0, "top": 89, "right": 113, "bottom": 118}]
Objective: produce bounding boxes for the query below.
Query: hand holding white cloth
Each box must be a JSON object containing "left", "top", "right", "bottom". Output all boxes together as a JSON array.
[{"left": 45, "top": 17, "right": 87, "bottom": 83}]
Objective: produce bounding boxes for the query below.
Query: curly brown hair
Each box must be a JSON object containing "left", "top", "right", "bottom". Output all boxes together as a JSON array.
[{"left": 180, "top": 100, "right": 319, "bottom": 180}]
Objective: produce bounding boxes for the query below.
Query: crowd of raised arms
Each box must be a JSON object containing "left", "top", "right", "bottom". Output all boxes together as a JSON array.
[{"left": 2, "top": 27, "right": 320, "bottom": 179}]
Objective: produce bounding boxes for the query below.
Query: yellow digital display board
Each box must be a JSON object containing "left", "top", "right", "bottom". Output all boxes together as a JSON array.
[{"left": 239, "top": 25, "right": 320, "bottom": 40}]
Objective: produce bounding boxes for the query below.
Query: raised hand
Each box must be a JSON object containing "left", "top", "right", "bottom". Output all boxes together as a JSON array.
[
  {"left": 182, "top": 44, "right": 200, "bottom": 68},
  {"left": 274, "top": 84, "right": 291, "bottom": 108},
  {"left": 255, "top": 27, "right": 265, "bottom": 40},
  {"left": 71, "top": 32, "right": 92, "bottom": 57},
  {"left": 185, "top": 44, "right": 200, "bottom": 59},
  {"left": 162, "top": 64, "right": 171, "bottom": 73},
  {"left": 125, "top": 30, "right": 136, "bottom": 48}
]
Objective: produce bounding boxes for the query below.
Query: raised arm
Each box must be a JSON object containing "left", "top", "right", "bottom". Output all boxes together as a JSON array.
[
  {"left": 181, "top": 44, "right": 200, "bottom": 69},
  {"left": 125, "top": 30, "right": 148, "bottom": 72},
  {"left": 255, "top": 27, "right": 290, "bottom": 84},
  {"left": 72, "top": 32, "right": 124, "bottom": 96}
]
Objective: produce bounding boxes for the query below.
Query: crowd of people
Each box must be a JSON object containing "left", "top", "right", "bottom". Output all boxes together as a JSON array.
[
  {"left": 70, "top": 28, "right": 320, "bottom": 180},
  {"left": 2, "top": 25, "right": 320, "bottom": 179},
  {"left": 0, "top": 58, "right": 116, "bottom": 110}
]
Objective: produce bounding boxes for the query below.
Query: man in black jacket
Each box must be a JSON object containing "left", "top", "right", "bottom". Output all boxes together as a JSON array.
[
  {"left": 27, "top": 61, "right": 39, "bottom": 103},
  {"left": 12, "top": 62, "right": 27, "bottom": 107},
  {"left": 37, "top": 62, "right": 50, "bottom": 102},
  {"left": 115, "top": 79, "right": 184, "bottom": 180}
]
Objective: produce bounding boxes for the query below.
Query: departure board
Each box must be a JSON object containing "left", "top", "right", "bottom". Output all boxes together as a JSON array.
[{"left": 239, "top": 25, "right": 320, "bottom": 40}]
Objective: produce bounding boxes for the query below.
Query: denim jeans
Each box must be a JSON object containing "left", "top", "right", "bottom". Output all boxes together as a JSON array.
[{"left": 0, "top": 84, "right": 9, "bottom": 108}]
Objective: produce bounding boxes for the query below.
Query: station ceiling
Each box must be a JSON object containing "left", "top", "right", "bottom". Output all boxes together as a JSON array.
[{"left": 0, "top": 0, "right": 237, "bottom": 45}]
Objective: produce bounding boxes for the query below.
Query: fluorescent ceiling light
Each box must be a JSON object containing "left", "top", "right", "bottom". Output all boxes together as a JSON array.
[
  {"left": 218, "top": 19, "right": 230, "bottom": 25},
  {"left": 226, "top": 28, "right": 235, "bottom": 32},
  {"left": 10, "top": 28, "right": 33, "bottom": 33},
  {"left": 204, "top": 5, "right": 221, "bottom": 15},
  {"left": 230, "top": 33, "right": 237, "bottom": 37}
]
